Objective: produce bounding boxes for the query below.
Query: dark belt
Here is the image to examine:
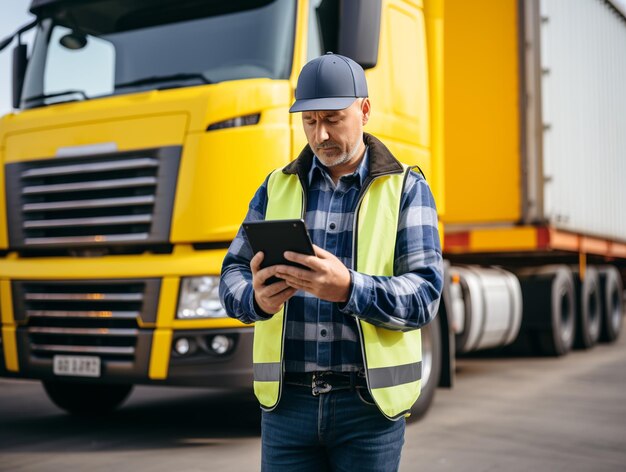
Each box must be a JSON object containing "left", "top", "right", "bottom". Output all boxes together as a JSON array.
[{"left": 284, "top": 371, "right": 367, "bottom": 396}]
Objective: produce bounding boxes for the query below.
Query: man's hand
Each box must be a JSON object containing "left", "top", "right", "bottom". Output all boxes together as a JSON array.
[
  {"left": 275, "top": 245, "right": 351, "bottom": 303},
  {"left": 251, "top": 252, "right": 297, "bottom": 315}
]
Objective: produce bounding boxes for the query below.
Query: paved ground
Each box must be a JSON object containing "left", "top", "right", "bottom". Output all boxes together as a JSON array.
[{"left": 1, "top": 334, "right": 625, "bottom": 471}]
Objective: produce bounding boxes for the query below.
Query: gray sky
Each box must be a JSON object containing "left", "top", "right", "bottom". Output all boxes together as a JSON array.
[{"left": 2, "top": 0, "right": 626, "bottom": 116}]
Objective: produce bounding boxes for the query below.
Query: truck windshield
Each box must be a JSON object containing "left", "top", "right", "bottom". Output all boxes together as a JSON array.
[{"left": 21, "top": 0, "right": 296, "bottom": 108}]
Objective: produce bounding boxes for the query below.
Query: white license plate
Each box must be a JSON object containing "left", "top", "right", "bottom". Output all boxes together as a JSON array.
[{"left": 53, "top": 355, "right": 101, "bottom": 378}]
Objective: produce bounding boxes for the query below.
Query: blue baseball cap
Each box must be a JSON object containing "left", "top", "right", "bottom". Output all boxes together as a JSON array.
[{"left": 289, "top": 52, "right": 369, "bottom": 113}]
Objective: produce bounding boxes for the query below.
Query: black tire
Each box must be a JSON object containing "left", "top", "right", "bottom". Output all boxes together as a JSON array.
[
  {"left": 572, "top": 266, "right": 602, "bottom": 349},
  {"left": 517, "top": 265, "right": 576, "bottom": 357},
  {"left": 598, "top": 266, "right": 624, "bottom": 343},
  {"left": 410, "top": 314, "right": 441, "bottom": 421},
  {"left": 42, "top": 380, "right": 133, "bottom": 416}
]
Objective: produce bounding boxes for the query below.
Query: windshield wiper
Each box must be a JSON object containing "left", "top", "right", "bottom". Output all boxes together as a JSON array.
[
  {"left": 23, "top": 90, "right": 89, "bottom": 104},
  {"left": 115, "top": 73, "right": 211, "bottom": 90}
]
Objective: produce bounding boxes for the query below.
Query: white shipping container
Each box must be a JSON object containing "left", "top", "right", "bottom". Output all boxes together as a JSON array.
[{"left": 524, "top": 0, "right": 626, "bottom": 242}]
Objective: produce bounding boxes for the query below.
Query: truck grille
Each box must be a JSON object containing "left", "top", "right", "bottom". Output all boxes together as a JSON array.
[
  {"left": 12, "top": 279, "right": 160, "bottom": 361},
  {"left": 5, "top": 146, "right": 181, "bottom": 249}
]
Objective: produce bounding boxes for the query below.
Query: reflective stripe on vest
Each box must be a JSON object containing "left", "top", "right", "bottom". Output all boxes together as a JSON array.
[{"left": 252, "top": 165, "right": 421, "bottom": 419}]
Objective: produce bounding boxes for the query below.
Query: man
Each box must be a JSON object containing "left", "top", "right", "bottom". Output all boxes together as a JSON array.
[{"left": 220, "top": 53, "right": 443, "bottom": 471}]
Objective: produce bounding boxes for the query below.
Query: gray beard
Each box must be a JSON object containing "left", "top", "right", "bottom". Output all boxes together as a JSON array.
[{"left": 316, "top": 134, "right": 363, "bottom": 168}]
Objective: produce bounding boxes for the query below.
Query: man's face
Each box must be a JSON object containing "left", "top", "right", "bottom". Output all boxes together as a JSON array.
[{"left": 301, "top": 98, "right": 370, "bottom": 168}]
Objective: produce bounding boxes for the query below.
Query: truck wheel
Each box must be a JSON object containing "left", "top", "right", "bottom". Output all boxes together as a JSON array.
[
  {"left": 572, "top": 266, "right": 601, "bottom": 349},
  {"left": 597, "top": 266, "right": 624, "bottom": 343},
  {"left": 43, "top": 380, "right": 133, "bottom": 416},
  {"left": 517, "top": 265, "right": 576, "bottom": 356},
  {"left": 410, "top": 314, "right": 441, "bottom": 420}
]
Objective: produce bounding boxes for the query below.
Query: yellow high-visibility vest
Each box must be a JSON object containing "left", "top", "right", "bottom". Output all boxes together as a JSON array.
[{"left": 253, "top": 164, "right": 422, "bottom": 420}]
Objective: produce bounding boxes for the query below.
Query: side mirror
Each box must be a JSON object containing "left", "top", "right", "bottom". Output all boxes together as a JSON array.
[
  {"left": 12, "top": 43, "right": 28, "bottom": 109},
  {"left": 338, "top": 0, "right": 381, "bottom": 70}
]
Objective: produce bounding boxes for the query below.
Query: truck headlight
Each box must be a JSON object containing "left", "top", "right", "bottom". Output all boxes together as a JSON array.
[{"left": 177, "top": 276, "right": 226, "bottom": 319}]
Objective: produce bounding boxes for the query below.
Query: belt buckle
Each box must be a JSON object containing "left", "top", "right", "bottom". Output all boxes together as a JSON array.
[{"left": 311, "top": 372, "right": 332, "bottom": 396}]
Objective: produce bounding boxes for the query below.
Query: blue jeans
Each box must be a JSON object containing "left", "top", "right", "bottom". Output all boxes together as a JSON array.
[{"left": 261, "top": 384, "right": 405, "bottom": 471}]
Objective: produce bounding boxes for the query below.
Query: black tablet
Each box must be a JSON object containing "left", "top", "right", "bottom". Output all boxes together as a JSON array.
[{"left": 243, "top": 219, "right": 315, "bottom": 284}]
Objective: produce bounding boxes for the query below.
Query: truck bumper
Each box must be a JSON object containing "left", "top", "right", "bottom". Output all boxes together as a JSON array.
[
  {"left": 8, "top": 326, "right": 253, "bottom": 388},
  {"left": 0, "top": 250, "right": 254, "bottom": 389},
  {"left": 164, "top": 328, "right": 253, "bottom": 388}
]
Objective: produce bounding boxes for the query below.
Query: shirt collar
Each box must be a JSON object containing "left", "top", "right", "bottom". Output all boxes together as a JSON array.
[{"left": 308, "top": 146, "right": 370, "bottom": 187}]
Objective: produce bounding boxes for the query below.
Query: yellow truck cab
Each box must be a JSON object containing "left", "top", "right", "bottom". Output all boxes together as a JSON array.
[{"left": 0, "top": 0, "right": 446, "bottom": 416}]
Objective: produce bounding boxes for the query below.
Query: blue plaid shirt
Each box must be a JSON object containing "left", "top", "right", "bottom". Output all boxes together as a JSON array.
[{"left": 220, "top": 143, "right": 443, "bottom": 373}]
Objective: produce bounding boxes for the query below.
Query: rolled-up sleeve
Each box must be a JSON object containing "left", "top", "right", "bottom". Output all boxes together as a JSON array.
[
  {"left": 219, "top": 178, "right": 272, "bottom": 324},
  {"left": 339, "top": 172, "right": 443, "bottom": 331}
]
